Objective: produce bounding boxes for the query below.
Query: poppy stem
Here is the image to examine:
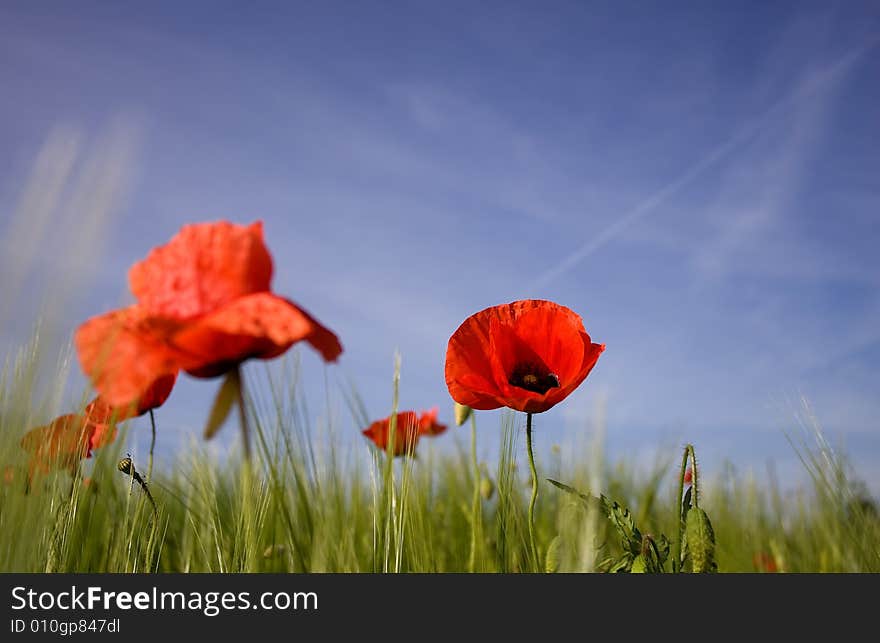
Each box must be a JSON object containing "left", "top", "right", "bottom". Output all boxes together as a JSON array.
[
  {"left": 147, "top": 409, "right": 157, "bottom": 481},
  {"left": 468, "top": 411, "right": 481, "bottom": 573},
  {"left": 525, "top": 412, "right": 540, "bottom": 571},
  {"left": 673, "top": 444, "right": 696, "bottom": 573}
]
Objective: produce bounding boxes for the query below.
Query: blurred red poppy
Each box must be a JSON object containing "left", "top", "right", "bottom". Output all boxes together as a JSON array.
[
  {"left": 363, "top": 411, "right": 421, "bottom": 457},
  {"left": 19, "top": 373, "right": 175, "bottom": 477},
  {"left": 445, "top": 300, "right": 604, "bottom": 414},
  {"left": 20, "top": 413, "right": 106, "bottom": 476},
  {"left": 83, "top": 372, "right": 178, "bottom": 426},
  {"left": 362, "top": 409, "right": 448, "bottom": 457},
  {"left": 75, "top": 221, "right": 342, "bottom": 409}
]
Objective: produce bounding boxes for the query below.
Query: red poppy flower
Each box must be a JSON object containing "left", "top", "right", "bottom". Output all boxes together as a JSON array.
[
  {"left": 445, "top": 300, "right": 604, "bottom": 414},
  {"left": 19, "top": 374, "right": 175, "bottom": 477},
  {"left": 20, "top": 413, "right": 107, "bottom": 476},
  {"left": 75, "top": 221, "right": 342, "bottom": 409},
  {"left": 362, "top": 411, "right": 421, "bottom": 456},
  {"left": 683, "top": 467, "right": 693, "bottom": 486},
  {"left": 362, "top": 409, "right": 447, "bottom": 457}
]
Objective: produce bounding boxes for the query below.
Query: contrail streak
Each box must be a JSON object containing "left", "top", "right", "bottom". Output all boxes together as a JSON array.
[{"left": 525, "top": 37, "right": 879, "bottom": 294}]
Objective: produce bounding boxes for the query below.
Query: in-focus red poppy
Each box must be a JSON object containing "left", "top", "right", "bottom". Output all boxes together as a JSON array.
[
  {"left": 75, "top": 221, "right": 342, "bottom": 409},
  {"left": 362, "top": 409, "right": 448, "bottom": 457},
  {"left": 445, "top": 300, "right": 604, "bottom": 414},
  {"left": 683, "top": 467, "right": 693, "bottom": 486}
]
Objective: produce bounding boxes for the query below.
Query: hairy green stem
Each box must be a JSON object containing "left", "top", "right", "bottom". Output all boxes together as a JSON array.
[
  {"left": 525, "top": 412, "right": 539, "bottom": 571},
  {"left": 674, "top": 444, "right": 697, "bottom": 572}
]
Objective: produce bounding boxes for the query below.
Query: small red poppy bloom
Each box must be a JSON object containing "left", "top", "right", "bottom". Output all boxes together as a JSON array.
[
  {"left": 683, "top": 467, "right": 693, "bottom": 486},
  {"left": 362, "top": 409, "right": 448, "bottom": 457},
  {"left": 363, "top": 411, "right": 422, "bottom": 457},
  {"left": 445, "top": 300, "right": 604, "bottom": 414},
  {"left": 75, "top": 221, "right": 342, "bottom": 409}
]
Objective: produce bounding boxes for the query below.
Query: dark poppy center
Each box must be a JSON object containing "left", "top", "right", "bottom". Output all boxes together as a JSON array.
[{"left": 508, "top": 362, "right": 560, "bottom": 394}]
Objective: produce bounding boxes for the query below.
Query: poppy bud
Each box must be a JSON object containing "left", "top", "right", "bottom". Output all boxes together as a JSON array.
[
  {"left": 480, "top": 476, "right": 495, "bottom": 501},
  {"left": 454, "top": 402, "right": 472, "bottom": 426},
  {"left": 685, "top": 507, "right": 716, "bottom": 573}
]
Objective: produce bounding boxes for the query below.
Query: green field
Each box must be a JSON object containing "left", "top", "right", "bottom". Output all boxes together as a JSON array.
[{"left": 2, "top": 340, "right": 877, "bottom": 574}]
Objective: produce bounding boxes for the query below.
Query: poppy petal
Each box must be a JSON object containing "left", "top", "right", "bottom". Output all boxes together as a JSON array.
[
  {"left": 136, "top": 371, "right": 178, "bottom": 414},
  {"left": 83, "top": 370, "right": 176, "bottom": 427},
  {"left": 128, "top": 221, "right": 273, "bottom": 319},
  {"left": 362, "top": 411, "right": 421, "bottom": 456},
  {"left": 88, "top": 422, "right": 118, "bottom": 453},
  {"left": 447, "top": 373, "right": 504, "bottom": 410},
  {"left": 75, "top": 306, "right": 181, "bottom": 409},
  {"left": 445, "top": 312, "right": 506, "bottom": 409},
  {"left": 20, "top": 414, "right": 90, "bottom": 474},
  {"left": 84, "top": 396, "right": 135, "bottom": 426},
  {"left": 168, "top": 293, "right": 343, "bottom": 377},
  {"left": 418, "top": 408, "right": 448, "bottom": 436},
  {"left": 503, "top": 302, "right": 589, "bottom": 384}
]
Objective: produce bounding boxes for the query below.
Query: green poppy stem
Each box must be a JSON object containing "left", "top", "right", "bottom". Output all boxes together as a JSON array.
[
  {"left": 468, "top": 411, "right": 481, "bottom": 573},
  {"left": 525, "top": 412, "right": 540, "bottom": 571},
  {"left": 147, "top": 409, "right": 157, "bottom": 481}
]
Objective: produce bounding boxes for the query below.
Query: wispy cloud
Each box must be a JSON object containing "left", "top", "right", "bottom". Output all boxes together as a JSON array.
[{"left": 525, "top": 37, "right": 879, "bottom": 294}]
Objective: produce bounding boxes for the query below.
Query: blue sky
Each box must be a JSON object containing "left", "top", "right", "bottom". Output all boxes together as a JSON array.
[{"left": 1, "top": 1, "right": 879, "bottom": 494}]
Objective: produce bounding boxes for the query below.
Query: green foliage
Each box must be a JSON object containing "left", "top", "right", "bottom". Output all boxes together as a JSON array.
[
  {"left": 547, "top": 478, "right": 671, "bottom": 573},
  {"left": 684, "top": 508, "right": 717, "bottom": 573}
]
